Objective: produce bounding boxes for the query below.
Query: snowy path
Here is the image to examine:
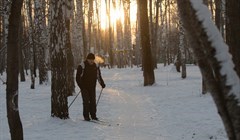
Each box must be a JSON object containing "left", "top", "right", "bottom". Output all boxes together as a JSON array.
[
  {"left": 85, "top": 66, "right": 226, "bottom": 140},
  {"left": 0, "top": 65, "right": 227, "bottom": 140},
  {"left": 90, "top": 70, "right": 162, "bottom": 140}
]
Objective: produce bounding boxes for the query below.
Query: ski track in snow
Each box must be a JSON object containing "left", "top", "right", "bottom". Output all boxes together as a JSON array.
[
  {"left": 93, "top": 73, "right": 160, "bottom": 140},
  {"left": 0, "top": 64, "right": 227, "bottom": 140}
]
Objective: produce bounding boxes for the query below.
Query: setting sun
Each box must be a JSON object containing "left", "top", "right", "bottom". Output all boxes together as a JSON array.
[{"left": 100, "top": 0, "right": 137, "bottom": 30}]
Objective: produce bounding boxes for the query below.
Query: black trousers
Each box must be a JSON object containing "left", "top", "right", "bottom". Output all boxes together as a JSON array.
[{"left": 81, "top": 87, "right": 97, "bottom": 119}]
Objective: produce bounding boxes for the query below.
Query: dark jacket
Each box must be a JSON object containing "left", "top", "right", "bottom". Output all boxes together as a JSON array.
[{"left": 76, "top": 61, "right": 105, "bottom": 89}]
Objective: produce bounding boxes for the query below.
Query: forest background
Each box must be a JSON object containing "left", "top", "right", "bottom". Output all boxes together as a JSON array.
[{"left": 0, "top": 0, "right": 240, "bottom": 140}]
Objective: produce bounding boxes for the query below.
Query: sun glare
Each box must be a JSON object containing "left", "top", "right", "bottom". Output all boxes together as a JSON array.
[{"left": 100, "top": 0, "right": 137, "bottom": 30}]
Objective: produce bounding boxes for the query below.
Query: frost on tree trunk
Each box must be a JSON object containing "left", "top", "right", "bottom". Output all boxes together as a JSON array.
[
  {"left": 6, "top": 0, "right": 24, "bottom": 139},
  {"left": 49, "top": 0, "right": 73, "bottom": 119},
  {"left": 177, "top": 0, "right": 240, "bottom": 139}
]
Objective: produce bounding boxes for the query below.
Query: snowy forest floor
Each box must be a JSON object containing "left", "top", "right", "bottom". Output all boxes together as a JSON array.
[{"left": 0, "top": 64, "right": 227, "bottom": 140}]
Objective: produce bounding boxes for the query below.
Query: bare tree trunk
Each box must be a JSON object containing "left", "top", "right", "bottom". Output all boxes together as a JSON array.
[
  {"left": 150, "top": 0, "right": 160, "bottom": 69},
  {"left": 179, "top": 21, "right": 186, "bottom": 78},
  {"left": 167, "top": 0, "right": 171, "bottom": 65},
  {"left": 177, "top": 1, "right": 240, "bottom": 139},
  {"left": 34, "top": 0, "right": 48, "bottom": 85},
  {"left": 19, "top": 16, "right": 25, "bottom": 82},
  {"left": 81, "top": 0, "right": 87, "bottom": 60},
  {"left": 116, "top": 19, "right": 123, "bottom": 68},
  {"left": 123, "top": 0, "right": 132, "bottom": 67},
  {"left": 135, "top": 5, "right": 141, "bottom": 67},
  {"left": 49, "top": 0, "right": 70, "bottom": 119},
  {"left": 138, "top": 0, "right": 155, "bottom": 86},
  {"left": 6, "top": 0, "right": 24, "bottom": 139},
  {"left": 95, "top": 0, "right": 102, "bottom": 54},
  {"left": 159, "top": 0, "right": 164, "bottom": 65},
  {"left": 72, "top": 0, "right": 85, "bottom": 66},
  {"left": 1, "top": 0, "right": 10, "bottom": 75},
  {"left": 107, "top": 0, "right": 114, "bottom": 67},
  {"left": 215, "top": 0, "right": 221, "bottom": 30},
  {"left": 154, "top": 0, "right": 160, "bottom": 68},
  {"left": 149, "top": 0, "right": 156, "bottom": 68},
  {"left": 65, "top": 0, "right": 75, "bottom": 96},
  {"left": 226, "top": 0, "right": 240, "bottom": 77},
  {"left": 163, "top": 0, "right": 168, "bottom": 66},
  {"left": 175, "top": 50, "right": 181, "bottom": 72},
  {"left": 27, "top": 0, "right": 37, "bottom": 89},
  {"left": 88, "top": 0, "right": 93, "bottom": 52},
  {"left": 202, "top": 78, "right": 207, "bottom": 94}
]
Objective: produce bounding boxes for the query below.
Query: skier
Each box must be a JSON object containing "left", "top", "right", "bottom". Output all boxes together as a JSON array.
[{"left": 76, "top": 53, "right": 106, "bottom": 121}]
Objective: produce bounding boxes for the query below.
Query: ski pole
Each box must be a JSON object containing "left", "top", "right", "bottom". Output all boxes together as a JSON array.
[
  {"left": 96, "top": 88, "right": 103, "bottom": 107},
  {"left": 68, "top": 91, "right": 81, "bottom": 109}
]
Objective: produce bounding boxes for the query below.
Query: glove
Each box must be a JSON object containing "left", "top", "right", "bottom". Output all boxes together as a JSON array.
[{"left": 101, "top": 83, "right": 106, "bottom": 88}]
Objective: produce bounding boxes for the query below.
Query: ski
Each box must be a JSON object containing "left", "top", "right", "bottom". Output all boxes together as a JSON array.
[
  {"left": 82, "top": 119, "right": 121, "bottom": 126},
  {"left": 90, "top": 120, "right": 111, "bottom": 126},
  {"left": 83, "top": 119, "right": 111, "bottom": 126}
]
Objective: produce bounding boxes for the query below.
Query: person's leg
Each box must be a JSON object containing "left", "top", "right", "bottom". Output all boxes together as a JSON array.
[
  {"left": 89, "top": 88, "right": 97, "bottom": 120},
  {"left": 81, "top": 90, "right": 90, "bottom": 120}
]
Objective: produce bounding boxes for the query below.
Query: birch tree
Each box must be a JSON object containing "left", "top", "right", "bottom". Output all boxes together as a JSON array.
[
  {"left": 72, "top": 0, "right": 85, "bottom": 65},
  {"left": 49, "top": 0, "right": 73, "bottom": 119},
  {"left": 33, "top": 0, "right": 48, "bottom": 85},
  {"left": 177, "top": 0, "right": 240, "bottom": 139},
  {"left": 178, "top": 20, "right": 186, "bottom": 78},
  {"left": 0, "top": 0, "right": 11, "bottom": 75},
  {"left": 34, "top": 0, "right": 48, "bottom": 85}
]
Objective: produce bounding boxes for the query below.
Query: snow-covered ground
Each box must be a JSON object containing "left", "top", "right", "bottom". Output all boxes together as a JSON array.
[{"left": 0, "top": 64, "right": 227, "bottom": 140}]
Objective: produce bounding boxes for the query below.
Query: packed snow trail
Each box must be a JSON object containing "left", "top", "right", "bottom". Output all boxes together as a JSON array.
[
  {"left": 0, "top": 64, "right": 227, "bottom": 140},
  {"left": 71, "top": 68, "right": 161, "bottom": 140},
  {"left": 98, "top": 84, "right": 154, "bottom": 140},
  {"left": 69, "top": 65, "right": 225, "bottom": 140}
]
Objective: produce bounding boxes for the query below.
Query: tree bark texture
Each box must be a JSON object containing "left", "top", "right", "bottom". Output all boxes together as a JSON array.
[
  {"left": 6, "top": 0, "right": 24, "bottom": 139},
  {"left": 177, "top": 1, "right": 240, "bottom": 139},
  {"left": 138, "top": 0, "right": 155, "bottom": 86},
  {"left": 49, "top": 0, "right": 70, "bottom": 119}
]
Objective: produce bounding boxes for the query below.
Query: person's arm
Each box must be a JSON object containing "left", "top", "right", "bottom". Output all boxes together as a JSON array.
[
  {"left": 97, "top": 67, "right": 105, "bottom": 88},
  {"left": 76, "top": 65, "right": 83, "bottom": 89}
]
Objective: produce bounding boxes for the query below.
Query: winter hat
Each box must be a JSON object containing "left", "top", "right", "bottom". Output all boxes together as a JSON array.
[{"left": 86, "top": 53, "right": 95, "bottom": 60}]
